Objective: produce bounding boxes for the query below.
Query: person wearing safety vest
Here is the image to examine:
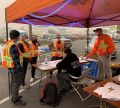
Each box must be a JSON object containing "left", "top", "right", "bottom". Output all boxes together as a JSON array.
[
  {"left": 51, "top": 34, "right": 64, "bottom": 60},
  {"left": 86, "top": 28, "right": 115, "bottom": 80},
  {"left": 2, "top": 30, "right": 26, "bottom": 105},
  {"left": 29, "top": 36, "right": 39, "bottom": 83},
  {"left": 17, "top": 30, "right": 31, "bottom": 89},
  {"left": 49, "top": 34, "right": 64, "bottom": 76}
]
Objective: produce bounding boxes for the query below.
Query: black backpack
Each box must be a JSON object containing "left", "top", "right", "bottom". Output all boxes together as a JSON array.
[{"left": 40, "top": 82, "right": 60, "bottom": 107}]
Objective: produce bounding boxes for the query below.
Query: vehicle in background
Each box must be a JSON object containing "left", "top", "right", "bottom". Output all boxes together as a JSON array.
[
  {"left": 85, "top": 36, "right": 117, "bottom": 59},
  {"left": 38, "top": 34, "right": 72, "bottom": 50},
  {"left": 63, "top": 35, "right": 74, "bottom": 41}
]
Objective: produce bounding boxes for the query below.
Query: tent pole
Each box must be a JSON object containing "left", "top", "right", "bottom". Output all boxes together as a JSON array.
[
  {"left": 5, "top": 8, "right": 9, "bottom": 41},
  {"left": 29, "top": 24, "right": 32, "bottom": 40},
  {"left": 87, "top": 27, "right": 89, "bottom": 52},
  {"left": 86, "top": 18, "right": 90, "bottom": 53},
  {"left": 5, "top": 8, "right": 11, "bottom": 98}
]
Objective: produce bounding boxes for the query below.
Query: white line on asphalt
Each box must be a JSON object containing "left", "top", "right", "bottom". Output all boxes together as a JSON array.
[{"left": 0, "top": 76, "right": 47, "bottom": 105}]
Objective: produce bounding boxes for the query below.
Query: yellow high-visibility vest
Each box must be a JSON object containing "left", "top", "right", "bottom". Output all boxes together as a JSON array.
[{"left": 2, "top": 40, "right": 23, "bottom": 68}]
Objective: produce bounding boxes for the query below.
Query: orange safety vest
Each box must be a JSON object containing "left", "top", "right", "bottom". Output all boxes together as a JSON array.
[
  {"left": 52, "top": 40, "right": 64, "bottom": 57},
  {"left": 88, "top": 34, "right": 115, "bottom": 58},
  {"left": 19, "top": 40, "right": 31, "bottom": 58},
  {"left": 30, "top": 42, "right": 38, "bottom": 57},
  {"left": 2, "top": 40, "right": 23, "bottom": 68}
]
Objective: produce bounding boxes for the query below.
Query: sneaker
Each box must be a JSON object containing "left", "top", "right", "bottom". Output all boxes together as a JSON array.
[
  {"left": 30, "top": 78, "right": 35, "bottom": 83},
  {"left": 13, "top": 100, "right": 27, "bottom": 106},
  {"left": 12, "top": 95, "right": 22, "bottom": 102}
]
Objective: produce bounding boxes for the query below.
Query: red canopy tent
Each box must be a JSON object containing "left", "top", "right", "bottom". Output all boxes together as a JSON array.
[
  {"left": 6, "top": 0, "right": 120, "bottom": 27},
  {"left": 5, "top": 0, "right": 120, "bottom": 48}
]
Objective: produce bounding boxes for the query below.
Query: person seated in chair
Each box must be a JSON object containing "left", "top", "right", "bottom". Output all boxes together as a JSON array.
[{"left": 57, "top": 48, "right": 82, "bottom": 94}]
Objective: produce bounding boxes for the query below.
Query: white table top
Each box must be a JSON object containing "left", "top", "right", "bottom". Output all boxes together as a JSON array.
[
  {"left": 38, "top": 58, "right": 91, "bottom": 71},
  {"left": 38, "top": 60, "right": 61, "bottom": 71},
  {"left": 38, "top": 58, "right": 98, "bottom": 71}
]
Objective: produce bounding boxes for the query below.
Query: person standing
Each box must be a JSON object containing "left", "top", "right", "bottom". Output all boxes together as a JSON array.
[
  {"left": 18, "top": 30, "right": 31, "bottom": 88},
  {"left": 2, "top": 30, "right": 26, "bottom": 105},
  {"left": 29, "top": 36, "right": 39, "bottom": 83},
  {"left": 51, "top": 34, "right": 64, "bottom": 60},
  {"left": 50, "top": 34, "right": 64, "bottom": 76},
  {"left": 87, "top": 28, "right": 115, "bottom": 80}
]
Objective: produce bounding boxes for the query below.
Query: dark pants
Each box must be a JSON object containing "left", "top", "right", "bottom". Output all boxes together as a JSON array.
[
  {"left": 57, "top": 72, "right": 71, "bottom": 92},
  {"left": 50, "top": 56, "right": 63, "bottom": 75},
  {"left": 11, "top": 72, "right": 24, "bottom": 101},
  {"left": 22, "top": 58, "right": 29, "bottom": 86},
  {"left": 30, "top": 57, "right": 38, "bottom": 78}
]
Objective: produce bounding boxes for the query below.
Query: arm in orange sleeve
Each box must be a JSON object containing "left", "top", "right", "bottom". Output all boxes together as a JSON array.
[
  {"left": 106, "top": 36, "right": 115, "bottom": 54},
  {"left": 87, "top": 40, "right": 99, "bottom": 58}
]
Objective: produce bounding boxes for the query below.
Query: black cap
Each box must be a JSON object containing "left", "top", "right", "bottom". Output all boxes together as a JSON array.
[{"left": 93, "top": 28, "right": 103, "bottom": 32}]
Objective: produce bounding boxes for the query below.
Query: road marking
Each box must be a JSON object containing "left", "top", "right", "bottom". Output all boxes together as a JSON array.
[{"left": 0, "top": 76, "right": 47, "bottom": 105}]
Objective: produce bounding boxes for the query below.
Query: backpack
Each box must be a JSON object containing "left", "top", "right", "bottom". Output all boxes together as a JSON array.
[{"left": 40, "top": 82, "right": 60, "bottom": 107}]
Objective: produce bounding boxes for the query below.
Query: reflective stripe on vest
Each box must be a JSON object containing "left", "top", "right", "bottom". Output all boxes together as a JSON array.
[
  {"left": 52, "top": 40, "right": 64, "bottom": 57},
  {"left": 19, "top": 40, "right": 31, "bottom": 58},
  {"left": 30, "top": 42, "right": 38, "bottom": 57},
  {"left": 2, "top": 40, "right": 23, "bottom": 68}
]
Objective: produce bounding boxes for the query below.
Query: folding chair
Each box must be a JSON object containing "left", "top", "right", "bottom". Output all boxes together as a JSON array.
[{"left": 70, "top": 68, "right": 92, "bottom": 101}]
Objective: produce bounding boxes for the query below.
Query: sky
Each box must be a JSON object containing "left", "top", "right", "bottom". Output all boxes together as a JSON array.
[{"left": 0, "top": 0, "right": 15, "bottom": 29}]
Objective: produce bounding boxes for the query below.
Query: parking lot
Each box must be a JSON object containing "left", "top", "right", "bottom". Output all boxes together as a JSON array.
[{"left": 0, "top": 39, "right": 119, "bottom": 108}]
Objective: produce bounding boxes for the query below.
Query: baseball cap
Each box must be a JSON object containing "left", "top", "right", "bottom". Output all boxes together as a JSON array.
[{"left": 93, "top": 28, "right": 103, "bottom": 32}]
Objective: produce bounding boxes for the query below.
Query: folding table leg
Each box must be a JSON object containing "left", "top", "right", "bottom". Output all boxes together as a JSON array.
[
  {"left": 100, "top": 100, "right": 103, "bottom": 108},
  {"left": 40, "top": 70, "right": 43, "bottom": 86}
]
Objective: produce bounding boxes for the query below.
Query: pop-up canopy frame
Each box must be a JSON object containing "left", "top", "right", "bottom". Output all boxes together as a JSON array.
[{"left": 6, "top": 0, "right": 120, "bottom": 49}]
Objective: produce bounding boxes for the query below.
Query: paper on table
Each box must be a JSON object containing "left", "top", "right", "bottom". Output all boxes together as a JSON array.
[
  {"left": 39, "top": 60, "right": 61, "bottom": 71},
  {"left": 79, "top": 58, "right": 88, "bottom": 63},
  {"left": 94, "top": 87, "right": 112, "bottom": 95},
  {"left": 104, "top": 82, "right": 120, "bottom": 91},
  {"left": 94, "top": 82, "right": 120, "bottom": 100},
  {"left": 106, "top": 89, "right": 120, "bottom": 101}
]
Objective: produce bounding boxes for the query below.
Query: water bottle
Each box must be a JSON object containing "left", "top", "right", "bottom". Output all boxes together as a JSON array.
[{"left": 45, "top": 57, "right": 48, "bottom": 64}]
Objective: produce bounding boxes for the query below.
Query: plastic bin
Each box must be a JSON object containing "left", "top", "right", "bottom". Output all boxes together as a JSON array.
[{"left": 81, "top": 60, "right": 99, "bottom": 78}]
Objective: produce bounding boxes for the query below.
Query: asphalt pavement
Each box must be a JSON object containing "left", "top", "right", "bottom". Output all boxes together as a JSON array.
[{"left": 0, "top": 39, "right": 119, "bottom": 108}]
